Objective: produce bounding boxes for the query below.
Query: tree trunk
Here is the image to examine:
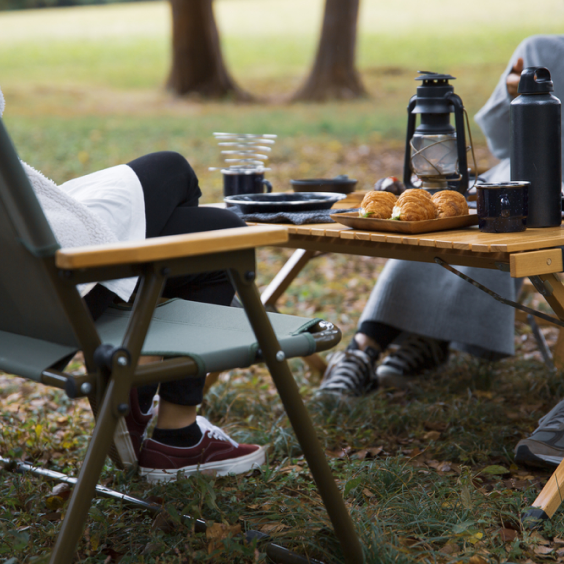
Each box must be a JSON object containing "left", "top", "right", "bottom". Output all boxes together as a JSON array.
[
  {"left": 167, "top": 0, "right": 251, "bottom": 100},
  {"left": 292, "top": 0, "right": 366, "bottom": 102}
]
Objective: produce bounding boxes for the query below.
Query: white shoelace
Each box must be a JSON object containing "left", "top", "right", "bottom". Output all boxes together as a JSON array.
[
  {"left": 537, "top": 399, "right": 564, "bottom": 431},
  {"left": 196, "top": 416, "right": 239, "bottom": 447}
]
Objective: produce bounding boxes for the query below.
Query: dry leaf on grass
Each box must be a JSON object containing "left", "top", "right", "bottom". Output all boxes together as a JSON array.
[
  {"left": 206, "top": 522, "right": 243, "bottom": 554},
  {"left": 533, "top": 545, "right": 554, "bottom": 556},
  {"left": 206, "top": 522, "right": 242, "bottom": 540},
  {"left": 468, "top": 556, "right": 488, "bottom": 564},
  {"left": 499, "top": 528, "right": 518, "bottom": 542},
  {"left": 259, "top": 523, "right": 289, "bottom": 534}
]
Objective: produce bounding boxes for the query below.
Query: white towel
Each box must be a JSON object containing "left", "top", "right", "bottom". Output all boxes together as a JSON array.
[{"left": 1, "top": 86, "right": 144, "bottom": 301}]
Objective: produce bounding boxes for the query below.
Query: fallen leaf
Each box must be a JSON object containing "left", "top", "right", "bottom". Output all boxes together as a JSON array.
[
  {"left": 529, "top": 531, "right": 550, "bottom": 545},
  {"left": 206, "top": 522, "right": 242, "bottom": 540},
  {"left": 439, "top": 542, "right": 458, "bottom": 555},
  {"left": 362, "top": 488, "right": 374, "bottom": 498},
  {"left": 533, "top": 546, "right": 554, "bottom": 556},
  {"left": 51, "top": 483, "right": 71, "bottom": 500},
  {"left": 367, "top": 446, "right": 384, "bottom": 457},
  {"left": 499, "top": 528, "right": 518, "bottom": 542},
  {"left": 43, "top": 511, "right": 62, "bottom": 521},
  {"left": 424, "top": 421, "right": 448, "bottom": 432},
  {"left": 423, "top": 430, "right": 441, "bottom": 441},
  {"left": 469, "top": 556, "right": 488, "bottom": 564},
  {"left": 467, "top": 532, "right": 484, "bottom": 545},
  {"left": 45, "top": 496, "right": 65, "bottom": 511},
  {"left": 437, "top": 462, "right": 452, "bottom": 472},
  {"left": 259, "top": 523, "right": 289, "bottom": 534},
  {"left": 151, "top": 512, "right": 176, "bottom": 534}
]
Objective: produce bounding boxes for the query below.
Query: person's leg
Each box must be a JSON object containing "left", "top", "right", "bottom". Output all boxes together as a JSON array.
[
  {"left": 127, "top": 151, "right": 202, "bottom": 238},
  {"left": 127, "top": 153, "right": 245, "bottom": 429},
  {"left": 317, "top": 320, "right": 402, "bottom": 397},
  {"left": 151, "top": 205, "right": 245, "bottom": 428}
]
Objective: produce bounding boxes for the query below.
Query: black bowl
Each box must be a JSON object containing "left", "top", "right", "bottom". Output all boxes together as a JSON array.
[{"left": 291, "top": 176, "right": 357, "bottom": 194}]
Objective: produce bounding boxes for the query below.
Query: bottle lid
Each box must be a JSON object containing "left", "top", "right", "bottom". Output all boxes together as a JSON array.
[{"left": 518, "top": 67, "right": 554, "bottom": 94}]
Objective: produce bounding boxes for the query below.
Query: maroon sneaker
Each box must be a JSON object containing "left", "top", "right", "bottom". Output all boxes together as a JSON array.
[
  {"left": 138, "top": 416, "right": 266, "bottom": 483},
  {"left": 113, "top": 389, "right": 155, "bottom": 468}
]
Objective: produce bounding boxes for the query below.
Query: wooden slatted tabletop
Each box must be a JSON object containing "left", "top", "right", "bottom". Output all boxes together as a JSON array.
[
  {"left": 266, "top": 222, "right": 564, "bottom": 253},
  {"left": 247, "top": 191, "right": 564, "bottom": 254}
]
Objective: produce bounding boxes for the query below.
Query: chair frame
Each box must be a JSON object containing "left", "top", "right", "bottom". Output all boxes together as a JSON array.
[{"left": 14, "top": 227, "right": 364, "bottom": 564}]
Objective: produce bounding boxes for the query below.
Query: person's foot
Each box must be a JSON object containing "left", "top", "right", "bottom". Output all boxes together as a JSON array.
[
  {"left": 113, "top": 389, "right": 156, "bottom": 468},
  {"left": 317, "top": 343, "right": 380, "bottom": 397},
  {"left": 376, "top": 334, "right": 449, "bottom": 389},
  {"left": 138, "top": 416, "right": 266, "bottom": 483},
  {"left": 515, "top": 399, "right": 564, "bottom": 468}
]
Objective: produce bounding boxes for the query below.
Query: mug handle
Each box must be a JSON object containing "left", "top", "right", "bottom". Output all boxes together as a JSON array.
[{"left": 262, "top": 179, "right": 272, "bottom": 193}]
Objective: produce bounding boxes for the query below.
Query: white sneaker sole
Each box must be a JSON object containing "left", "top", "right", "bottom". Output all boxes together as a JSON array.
[{"left": 140, "top": 445, "right": 267, "bottom": 483}]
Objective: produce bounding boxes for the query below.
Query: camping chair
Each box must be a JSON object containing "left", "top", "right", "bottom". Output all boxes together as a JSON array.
[{"left": 0, "top": 119, "right": 364, "bottom": 564}]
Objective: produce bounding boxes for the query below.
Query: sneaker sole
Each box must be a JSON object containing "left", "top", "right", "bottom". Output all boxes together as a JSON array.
[
  {"left": 376, "top": 367, "right": 412, "bottom": 390},
  {"left": 139, "top": 445, "right": 267, "bottom": 483},
  {"left": 515, "top": 444, "right": 563, "bottom": 468}
]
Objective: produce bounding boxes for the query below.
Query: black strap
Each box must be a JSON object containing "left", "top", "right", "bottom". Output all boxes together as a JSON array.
[{"left": 434, "top": 257, "right": 564, "bottom": 329}]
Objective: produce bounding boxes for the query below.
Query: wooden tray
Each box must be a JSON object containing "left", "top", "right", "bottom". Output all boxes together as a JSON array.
[{"left": 330, "top": 211, "right": 479, "bottom": 234}]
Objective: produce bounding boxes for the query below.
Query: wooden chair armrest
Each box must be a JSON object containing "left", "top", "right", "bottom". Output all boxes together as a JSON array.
[{"left": 55, "top": 225, "right": 289, "bottom": 270}]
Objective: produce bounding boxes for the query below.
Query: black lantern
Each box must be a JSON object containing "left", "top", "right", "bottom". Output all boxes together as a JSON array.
[{"left": 402, "top": 71, "right": 469, "bottom": 194}]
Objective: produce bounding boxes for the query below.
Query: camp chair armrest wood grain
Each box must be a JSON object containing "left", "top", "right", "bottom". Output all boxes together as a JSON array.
[
  {"left": 0, "top": 117, "right": 364, "bottom": 563},
  {"left": 55, "top": 224, "right": 289, "bottom": 269}
]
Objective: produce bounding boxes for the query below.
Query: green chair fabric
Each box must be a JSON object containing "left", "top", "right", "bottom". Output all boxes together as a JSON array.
[{"left": 97, "top": 299, "right": 319, "bottom": 375}]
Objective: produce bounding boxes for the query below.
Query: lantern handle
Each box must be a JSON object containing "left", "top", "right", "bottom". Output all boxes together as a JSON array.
[
  {"left": 403, "top": 95, "right": 418, "bottom": 189},
  {"left": 445, "top": 92, "right": 469, "bottom": 195}
]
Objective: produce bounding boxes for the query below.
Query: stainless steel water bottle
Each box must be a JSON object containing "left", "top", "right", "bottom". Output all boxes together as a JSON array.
[{"left": 510, "top": 66, "right": 562, "bottom": 227}]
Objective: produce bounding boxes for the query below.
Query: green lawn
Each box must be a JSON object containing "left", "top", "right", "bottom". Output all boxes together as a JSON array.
[{"left": 1, "top": 0, "right": 561, "bottom": 198}]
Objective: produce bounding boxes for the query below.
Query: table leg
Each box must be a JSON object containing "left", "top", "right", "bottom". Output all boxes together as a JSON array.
[
  {"left": 261, "top": 248, "right": 317, "bottom": 308},
  {"left": 525, "top": 273, "right": 564, "bottom": 521}
]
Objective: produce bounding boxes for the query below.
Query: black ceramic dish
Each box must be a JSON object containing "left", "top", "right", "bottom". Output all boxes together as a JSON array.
[
  {"left": 476, "top": 181, "right": 529, "bottom": 233},
  {"left": 290, "top": 176, "right": 357, "bottom": 194},
  {"left": 224, "top": 192, "right": 347, "bottom": 214}
]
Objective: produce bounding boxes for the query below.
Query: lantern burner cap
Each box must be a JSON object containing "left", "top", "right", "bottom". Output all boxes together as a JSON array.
[{"left": 416, "top": 71, "right": 456, "bottom": 84}]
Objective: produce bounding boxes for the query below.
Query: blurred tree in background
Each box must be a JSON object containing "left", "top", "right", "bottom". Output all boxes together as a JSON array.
[
  {"left": 167, "top": 0, "right": 251, "bottom": 100},
  {"left": 292, "top": 0, "right": 366, "bottom": 101}
]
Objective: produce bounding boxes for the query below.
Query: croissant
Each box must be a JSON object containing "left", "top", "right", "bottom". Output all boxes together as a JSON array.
[
  {"left": 391, "top": 189, "right": 436, "bottom": 221},
  {"left": 359, "top": 190, "right": 397, "bottom": 219},
  {"left": 431, "top": 190, "right": 469, "bottom": 218}
]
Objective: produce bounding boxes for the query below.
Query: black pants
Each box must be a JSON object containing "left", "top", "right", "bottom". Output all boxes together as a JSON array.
[{"left": 84, "top": 151, "right": 246, "bottom": 406}]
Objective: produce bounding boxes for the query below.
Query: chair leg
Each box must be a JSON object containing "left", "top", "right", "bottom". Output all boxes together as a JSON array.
[
  {"left": 232, "top": 270, "right": 365, "bottom": 564},
  {"left": 48, "top": 379, "right": 122, "bottom": 564}
]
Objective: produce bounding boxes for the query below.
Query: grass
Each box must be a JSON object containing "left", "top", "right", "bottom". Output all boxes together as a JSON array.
[{"left": 1, "top": 1, "right": 564, "bottom": 562}]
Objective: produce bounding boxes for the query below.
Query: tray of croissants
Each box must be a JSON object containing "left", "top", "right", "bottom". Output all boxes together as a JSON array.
[{"left": 331, "top": 186, "right": 478, "bottom": 234}]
